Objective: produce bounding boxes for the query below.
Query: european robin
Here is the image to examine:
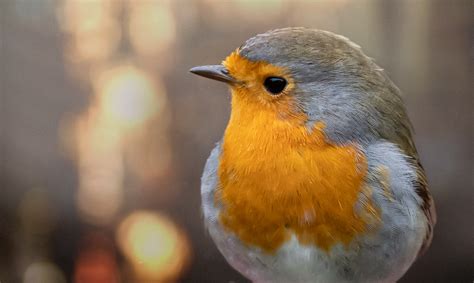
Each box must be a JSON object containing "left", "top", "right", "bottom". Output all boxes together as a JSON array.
[{"left": 190, "top": 28, "right": 435, "bottom": 283}]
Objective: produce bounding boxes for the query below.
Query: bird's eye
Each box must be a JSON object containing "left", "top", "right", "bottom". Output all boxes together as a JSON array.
[{"left": 263, "top": 77, "right": 287, "bottom": 95}]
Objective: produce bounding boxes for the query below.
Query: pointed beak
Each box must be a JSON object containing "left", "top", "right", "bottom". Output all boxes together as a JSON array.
[{"left": 189, "top": 65, "right": 237, "bottom": 84}]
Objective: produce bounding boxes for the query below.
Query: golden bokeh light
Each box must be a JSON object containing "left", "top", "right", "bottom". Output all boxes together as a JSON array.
[
  {"left": 59, "top": 0, "right": 117, "bottom": 33},
  {"left": 58, "top": 0, "right": 121, "bottom": 80},
  {"left": 94, "top": 65, "right": 165, "bottom": 130},
  {"left": 57, "top": 0, "right": 182, "bottom": 278},
  {"left": 117, "top": 211, "right": 190, "bottom": 282},
  {"left": 127, "top": 1, "right": 176, "bottom": 58},
  {"left": 75, "top": 108, "right": 124, "bottom": 226},
  {"left": 73, "top": 64, "right": 171, "bottom": 225},
  {"left": 70, "top": 20, "right": 121, "bottom": 64},
  {"left": 59, "top": 0, "right": 174, "bottom": 224}
]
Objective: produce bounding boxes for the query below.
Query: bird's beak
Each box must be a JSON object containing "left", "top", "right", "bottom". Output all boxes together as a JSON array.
[{"left": 189, "top": 65, "right": 238, "bottom": 84}]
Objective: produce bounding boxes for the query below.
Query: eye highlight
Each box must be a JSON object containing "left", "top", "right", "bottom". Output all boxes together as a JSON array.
[{"left": 263, "top": 77, "right": 287, "bottom": 95}]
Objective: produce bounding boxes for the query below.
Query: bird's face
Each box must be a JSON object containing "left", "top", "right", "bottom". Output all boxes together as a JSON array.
[
  {"left": 222, "top": 50, "right": 296, "bottom": 111},
  {"left": 191, "top": 49, "right": 304, "bottom": 125},
  {"left": 191, "top": 28, "right": 407, "bottom": 146}
]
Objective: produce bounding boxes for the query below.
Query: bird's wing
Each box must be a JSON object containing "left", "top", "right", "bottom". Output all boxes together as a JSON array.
[
  {"left": 389, "top": 124, "right": 436, "bottom": 257},
  {"left": 413, "top": 160, "right": 436, "bottom": 257}
]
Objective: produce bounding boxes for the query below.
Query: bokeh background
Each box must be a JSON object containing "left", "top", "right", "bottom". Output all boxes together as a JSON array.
[{"left": 0, "top": 0, "right": 472, "bottom": 282}]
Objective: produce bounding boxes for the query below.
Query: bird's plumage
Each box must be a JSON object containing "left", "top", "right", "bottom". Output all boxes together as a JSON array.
[{"left": 195, "top": 27, "right": 435, "bottom": 283}]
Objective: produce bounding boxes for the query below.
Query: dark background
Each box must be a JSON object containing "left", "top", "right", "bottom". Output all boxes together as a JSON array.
[{"left": 0, "top": 0, "right": 472, "bottom": 282}]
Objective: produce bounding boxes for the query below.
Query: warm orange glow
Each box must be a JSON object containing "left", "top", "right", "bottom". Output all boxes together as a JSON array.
[
  {"left": 74, "top": 249, "right": 120, "bottom": 283},
  {"left": 94, "top": 65, "right": 164, "bottom": 129},
  {"left": 128, "top": 1, "right": 176, "bottom": 57},
  {"left": 117, "top": 211, "right": 190, "bottom": 282}
]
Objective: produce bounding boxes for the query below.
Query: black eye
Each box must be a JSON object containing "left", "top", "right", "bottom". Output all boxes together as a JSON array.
[{"left": 263, "top": 77, "right": 287, "bottom": 95}]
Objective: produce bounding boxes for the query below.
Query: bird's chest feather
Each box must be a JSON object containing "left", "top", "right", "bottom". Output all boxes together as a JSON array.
[{"left": 217, "top": 98, "right": 379, "bottom": 253}]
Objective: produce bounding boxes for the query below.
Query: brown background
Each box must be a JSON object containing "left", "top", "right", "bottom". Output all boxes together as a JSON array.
[{"left": 0, "top": 0, "right": 472, "bottom": 282}]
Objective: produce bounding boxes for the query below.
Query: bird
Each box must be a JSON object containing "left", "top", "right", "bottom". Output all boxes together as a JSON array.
[{"left": 190, "top": 27, "right": 435, "bottom": 283}]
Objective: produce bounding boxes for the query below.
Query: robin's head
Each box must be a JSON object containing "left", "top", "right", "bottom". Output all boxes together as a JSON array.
[{"left": 191, "top": 27, "right": 411, "bottom": 145}]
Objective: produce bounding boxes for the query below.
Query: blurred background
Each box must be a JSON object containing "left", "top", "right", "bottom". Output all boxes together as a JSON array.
[{"left": 0, "top": 0, "right": 471, "bottom": 282}]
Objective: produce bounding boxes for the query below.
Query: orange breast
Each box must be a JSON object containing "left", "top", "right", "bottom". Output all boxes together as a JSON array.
[{"left": 217, "top": 91, "right": 379, "bottom": 253}]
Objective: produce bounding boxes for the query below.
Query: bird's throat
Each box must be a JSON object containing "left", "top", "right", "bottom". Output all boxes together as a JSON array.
[{"left": 217, "top": 96, "right": 379, "bottom": 253}]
